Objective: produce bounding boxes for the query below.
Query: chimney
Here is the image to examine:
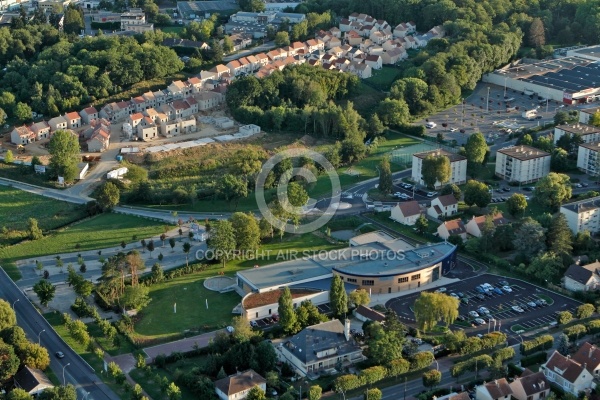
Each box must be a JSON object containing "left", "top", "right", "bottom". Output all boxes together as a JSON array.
[
  {"left": 344, "top": 319, "right": 351, "bottom": 341},
  {"left": 250, "top": 372, "right": 254, "bottom": 380},
  {"left": 590, "top": 346, "right": 595, "bottom": 359}
]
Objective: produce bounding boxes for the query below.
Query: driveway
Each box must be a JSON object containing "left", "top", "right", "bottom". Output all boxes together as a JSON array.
[{"left": 143, "top": 329, "right": 224, "bottom": 359}]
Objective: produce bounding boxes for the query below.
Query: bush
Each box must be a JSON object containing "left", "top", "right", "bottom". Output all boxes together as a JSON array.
[
  {"left": 410, "top": 351, "right": 435, "bottom": 371},
  {"left": 451, "top": 355, "right": 493, "bottom": 378},
  {"left": 563, "top": 324, "right": 587, "bottom": 341},
  {"left": 520, "top": 351, "right": 547, "bottom": 367},
  {"left": 557, "top": 311, "right": 573, "bottom": 325},
  {"left": 71, "top": 297, "right": 95, "bottom": 318},
  {"left": 492, "top": 347, "right": 515, "bottom": 362},
  {"left": 520, "top": 335, "right": 553, "bottom": 355},
  {"left": 399, "top": 124, "right": 426, "bottom": 137},
  {"left": 576, "top": 304, "right": 595, "bottom": 319},
  {"left": 586, "top": 319, "right": 600, "bottom": 334}
]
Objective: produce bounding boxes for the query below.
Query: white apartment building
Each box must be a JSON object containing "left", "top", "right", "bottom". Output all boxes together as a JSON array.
[
  {"left": 560, "top": 196, "right": 600, "bottom": 234},
  {"left": 554, "top": 123, "right": 600, "bottom": 145},
  {"left": 411, "top": 149, "right": 467, "bottom": 188},
  {"left": 579, "top": 107, "right": 600, "bottom": 124},
  {"left": 577, "top": 141, "right": 600, "bottom": 174},
  {"left": 120, "top": 9, "right": 145, "bottom": 30},
  {"left": 495, "top": 145, "right": 550, "bottom": 184}
]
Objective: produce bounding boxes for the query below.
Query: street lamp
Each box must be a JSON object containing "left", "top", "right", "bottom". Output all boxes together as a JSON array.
[
  {"left": 433, "top": 355, "right": 439, "bottom": 371},
  {"left": 486, "top": 87, "right": 490, "bottom": 113},
  {"left": 37, "top": 329, "right": 45, "bottom": 345},
  {"left": 12, "top": 299, "right": 19, "bottom": 309},
  {"left": 518, "top": 334, "right": 524, "bottom": 344},
  {"left": 83, "top": 392, "right": 90, "bottom": 400},
  {"left": 62, "top": 363, "right": 70, "bottom": 386},
  {"left": 504, "top": 77, "right": 508, "bottom": 98}
]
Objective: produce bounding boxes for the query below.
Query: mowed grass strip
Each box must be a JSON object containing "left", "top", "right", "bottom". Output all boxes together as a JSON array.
[
  {"left": 0, "top": 186, "right": 86, "bottom": 234},
  {"left": 0, "top": 213, "right": 170, "bottom": 262}
]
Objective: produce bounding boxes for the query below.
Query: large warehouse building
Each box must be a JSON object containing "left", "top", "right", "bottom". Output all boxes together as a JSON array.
[{"left": 483, "top": 47, "right": 600, "bottom": 105}]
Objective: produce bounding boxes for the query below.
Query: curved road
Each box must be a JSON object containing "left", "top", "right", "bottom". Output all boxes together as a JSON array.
[{"left": 0, "top": 268, "right": 119, "bottom": 400}]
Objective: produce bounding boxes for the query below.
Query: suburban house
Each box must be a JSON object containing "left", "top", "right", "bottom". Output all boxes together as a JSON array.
[
  {"left": 137, "top": 117, "right": 158, "bottom": 140},
  {"left": 509, "top": 370, "right": 550, "bottom": 400},
  {"left": 495, "top": 145, "right": 551, "bottom": 184},
  {"left": 87, "top": 129, "right": 110, "bottom": 152},
  {"left": 214, "top": 369, "right": 266, "bottom": 400},
  {"left": 48, "top": 115, "right": 68, "bottom": 132},
  {"left": 13, "top": 366, "right": 53, "bottom": 396},
  {"left": 79, "top": 106, "right": 98, "bottom": 124},
  {"left": 279, "top": 320, "right": 364, "bottom": 376},
  {"left": 437, "top": 219, "right": 467, "bottom": 241},
  {"left": 553, "top": 124, "right": 600, "bottom": 146},
  {"left": 167, "top": 80, "right": 191, "bottom": 99},
  {"left": 197, "top": 91, "right": 224, "bottom": 110},
  {"left": 210, "top": 64, "right": 230, "bottom": 78},
  {"left": 563, "top": 260, "right": 600, "bottom": 291},
  {"left": 381, "top": 47, "right": 405, "bottom": 64},
  {"left": 427, "top": 194, "right": 458, "bottom": 218},
  {"left": 30, "top": 121, "right": 51, "bottom": 140},
  {"left": 560, "top": 196, "right": 600, "bottom": 234},
  {"left": 412, "top": 149, "right": 467, "bottom": 188},
  {"left": 541, "top": 349, "right": 595, "bottom": 395},
  {"left": 64, "top": 111, "right": 81, "bottom": 129},
  {"left": 390, "top": 201, "right": 421, "bottom": 226},
  {"left": 573, "top": 342, "right": 600, "bottom": 377},
  {"left": 475, "top": 378, "right": 513, "bottom": 400},
  {"left": 465, "top": 213, "right": 509, "bottom": 237},
  {"left": 10, "top": 126, "right": 35, "bottom": 145},
  {"left": 365, "top": 54, "right": 382, "bottom": 69}
]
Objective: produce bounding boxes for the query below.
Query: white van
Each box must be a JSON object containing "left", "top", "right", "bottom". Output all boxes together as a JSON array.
[{"left": 425, "top": 122, "right": 437, "bottom": 129}]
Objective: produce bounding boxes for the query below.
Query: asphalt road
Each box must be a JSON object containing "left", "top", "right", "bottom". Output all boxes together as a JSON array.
[{"left": 0, "top": 268, "right": 119, "bottom": 400}]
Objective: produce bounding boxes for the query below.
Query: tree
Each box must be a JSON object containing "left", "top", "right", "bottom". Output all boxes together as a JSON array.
[
  {"left": 557, "top": 311, "right": 573, "bottom": 325},
  {"left": 166, "top": 382, "right": 182, "bottom": 400},
  {"left": 231, "top": 316, "right": 255, "bottom": 342},
  {"left": 145, "top": 240, "right": 155, "bottom": 258},
  {"left": 48, "top": 130, "right": 80, "bottom": 182},
  {"left": 348, "top": 289, "right": 370, "bottom": 308},
  {"left": 526, "top": 252, "right": 563, "bottom": 283},
  {"left": 506, "top": 194, "right": 527, "bottom": 217},
  {"left": 576, "top": 303, "right": 595, "bottom": 319},
  {"left": 308, "top": 385, "right": 322, "bottom": 400},
  {"left": 376, "top": 98, "right": 410, "bottom": 127},
  {"left": 8, "top": 388, "right": 33, "bottom": 400},
  {"left": 151, "top": 263, "right": 163, "bottom": 283},
  {"left": 4, "top": 149, "right": 13, "bottom": 163},
  {"left": 534, "top": 173, "right": 572, "bottom": 211},
  {"left": 210, "top": 220, "right": 236, "bottom": 267},
  {"left": 0, "top": 341, "right": 19, "bottom": 381},
  {"left": 38, "top": 385, "right": 77, "bottom": 400},
  {"left": 463, "top": 180, "right": 491, "bottom": 208},
  {"left": 529, "top": 18, "right": 546, "bottom": 47},
  {"left": 422, "top": 370, "right": 442, "bottom": 389},
  {"left": 121, "top": 285, "right": 151, "bottom": 310},
  {"left": 513, "top": 218, "right": 547, "bottom": 259},
  {"left": 247, "top": 386, "right": 267, "bottom": 400},
  {"left": 278, "top": 287, "right": 298, "bottom": 335},
  {"left": 547, "top": 213, "right": 573, "bottom": 255},
  {"left": 97, "top": 182, "right": 120, "bottom": 210},
  {"left": 18, "top": 342, "right": 50, "bottom": 370},
  {"left": 554, "top": 111, "right": 570, "bottom": 125},
  {"left": 557, "top": 333, "right": 570, "bottom": 356},
  {"left": 287, "top": 182, "right": 308, "bottom": 207},
  {"left": 415, "top": 214, "right": 428, "bottom": 235},
  {"left": 169, "top": 237, "right": 176, "bottom": 252},
  {"left": 330, "top": 275, "right": 348, "bottom": 318},
  {"left": 421, "top": 155, "right": 450, "bottom": 188},
  {"left": 587, "top": 111, "right": 600, "bottom": 127},
  {"left": 368, "top": 114, "right": 386, "bottom": 136},
  {"left": 440, "top": 183, "right": 461, "bottom": 200},
  {"left": 255, "top": 341, "right": 277, "bottom": 375},
  {"left": 378, "top": 156, "right": 393, "bottom": 195},
  {"left": 182, "top": 242, "right": 191, "bottom": 267},
  {"left": 222, "top": 35, "right": 234, "bottom": 53},
  {"left": 551, "top": 148, "right": 569, "bottom": 172},
  {"left": 364, "top": 388, "right": 382, "bottom": 400},
  {"left": 14, "top": 102, "right": 32, "bottom": 123},
  {"left": 274, "top": 31, "right": 290, "bottom": 47},
  {"left": 218, "top": 174, "right": 248, "bottom": 207},
  {"left": 27, "top": 217, "right": 43, "bottom": 240},
  {"left": 33, "top": 279, "right": 55, "bottom": 307},
  {"left": 334, "top": 374, "right": 361, "bottom": 400},
  {"left": 464, "top": 132, "right": 488, "bottom": 168},
  {"left": 413, "top": 292, "right": 459, "bottom": 331}
]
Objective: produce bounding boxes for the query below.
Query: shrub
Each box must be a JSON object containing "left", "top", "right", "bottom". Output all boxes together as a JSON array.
[
  {"left": 520, "top": 352, "right": 547, "bottom": 367},
  {"left": 410, "top": 351, "right": 435, "bottom": 371},
  {"left": 520, "top": 335, "right": 553, "bottom": 355},
  {"left": 563, "top": 324, "right": 587, "bottom": 341},
  {"left": 557, "top": 311, "right": 573, "bottom": 325},
  {"left": 451, "top": 355, "right": 493, "bottom": 378},
  {"left": 492, "top": 347, "right": 515, "bottom": 363},
  {"left": 576, "top": 304, "right": 595, "bottom": 319},
  {"left": 586, "top": 319, "right": 600, "bottom": 334}
]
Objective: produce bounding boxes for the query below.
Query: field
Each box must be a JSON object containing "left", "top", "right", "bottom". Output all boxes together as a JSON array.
[
  {"left": 0, "top": 186, "right": 87, "bottom": 246},
  {"left": 0, "top": 163, "right": 64, "bottom": 189},
  {"left": 365, "top": 66, "right": 401, "bottom": 90},
  {"left": 0, "top": 213, "right": 170, "bottom": 264},
  {"left": 134, "top": 232, "right": 344, "bottom": 340},
  {"left": 158, "top": 26, "right": 184, "bottom": 35}
]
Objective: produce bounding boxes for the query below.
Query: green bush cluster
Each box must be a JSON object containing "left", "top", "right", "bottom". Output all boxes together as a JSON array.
[
  {"left": 520, "top": 335, "right": 553, "bottom": 355},
  {"left": 520, "top": 352, "right": 548, "bottom": 367},
  {"left": 563, "top": 324, "right": 588, "bottom": 341},
  {"left": 451, "top": 355, "right": 494, "bottom": 378},
  {"left": 70, "top": 297, "right": 96, "bottom": 318},
  {"left": 492, "top": 347, "right": 515, "bottom": 363}
]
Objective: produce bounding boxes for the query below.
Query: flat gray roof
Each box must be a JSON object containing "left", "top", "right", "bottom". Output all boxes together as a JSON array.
[
  {"left": 177, "top": 0, "right": 237, "bottom": 15},
  {"left": 237, "top": 258, "right": 332, "bottom": 291}
]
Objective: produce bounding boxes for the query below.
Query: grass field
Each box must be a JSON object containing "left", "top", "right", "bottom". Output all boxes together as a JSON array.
[
  {"left": 134, "top": 232, "right": 344, "bottom": 340},
  {"left": 158, "top": 26, "right": 184, "bottom": 35},
  {"left": 0, "top": 213, "right": 170, "bottom": 264},
  {"left": 0, "top": 186, "right": 87, "bottom": 244},
  {"left": 0, "top": 163, "right": 65, "bottom": 189},
  {"left": 365, "top": 66, "right": 401, "bottom": 90}
]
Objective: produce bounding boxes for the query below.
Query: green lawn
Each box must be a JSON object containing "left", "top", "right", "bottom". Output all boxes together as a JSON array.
[
  {"left": 0, "top": 186, "right": 87, "bottom": 245},
  {"left": 130, "top": 365, "right": 198, "bottom": 400},
  {"left": 158, "top": 26, "right": 184, "bottom": 35},
  {"left": 134, "top": 232, "right": 344, "bottom": 341},
  {"left": 365, "top": 66, "right": 401, "bottom": 90},
  {"left": 87, "top": 323, "right": 137, "bottom": 356},
  {"left": 0, "top": 163, "right": 65, "bottom": 189},
  {"left": 0, "top": 213, "right": 171, "bottom": 264},
  {"left": 44, "top": 312, "right": 128, "bottom": 399}
]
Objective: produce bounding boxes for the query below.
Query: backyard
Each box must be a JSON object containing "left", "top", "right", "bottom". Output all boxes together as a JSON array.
[
  {"left": 365, "top": 66, "right": 401, "bottom": 90},
  {"left": 0, "top": 213, "right": 170, "bottom": 279}
]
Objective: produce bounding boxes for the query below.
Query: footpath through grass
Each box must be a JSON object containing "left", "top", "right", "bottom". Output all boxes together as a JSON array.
[{"left": 0, "top": 213, "right": 170, "bottom": 264}]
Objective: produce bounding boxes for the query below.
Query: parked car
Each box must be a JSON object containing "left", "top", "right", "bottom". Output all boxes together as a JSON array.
[
  {"left": 502, "top": 286, "right": 513, "bottom": 293},
  {"left": 535, "top": 299, "right": 547, "bottom": 306},
  {"left": 450, "top": 293, "right": 459, "bottom": 299},
  {"left": 475, "top": 286, "right": 486, "bottom": 294},
  {"left": 478, "top": 307, "right": 490, "bottom": 315},
  {"left": 484, "top": 290, "right": 493, "bottom": 297},
  {"left": 250, "top": 320, "right": 258, "bottom": 327},
  {"left": 461, "top": 298, "right": 470, "bottom": 305},
  {"left": 435, "top": 287, "right": 447, "bottom": 293},
  {"left": 271, "top": 314, "right": 279, "bottom": 322},
  {"left": 427, "top": 191, "right": 437, "bottom": 197},
  {"left": 527, "top": 301, "right": 537, "bottom": 308},
  {"left": 457, "top": 315, "right": 467, "bottom": 321},
  {"left": 474, "top": 318, "right": 487, "bottom": 325},
  {"left": 493, "top": 287, "right": 503, "bottom": 295},
  {"left": 55, "top": 351, "right": 65, "bottom": 359},
  {"left": 457, "top": 292, "right": 465, "bottom": 298},
  {"left": 503, "top": 187, "right": 511, "bottom": 192},
  {"left": 499, "top": 280, "right": 509, "bottom": 287},
  {"left": 226, "top": 326, "right": 235, "bottom": 333},
  {"left": 512, "top": 306, "right": 524, "bottom": 313},
  {"left": 468, "top": 311, "right": 480, "bottom": 318},
  {"left": 476, "top": 294, "right": 485, "bottom": 300}
]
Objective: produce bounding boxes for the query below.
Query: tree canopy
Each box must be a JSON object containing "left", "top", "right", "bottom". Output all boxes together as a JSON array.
[
  {"left": 413, "top": 292, "right": 459, "bottom": 331},
  {"left": 48, "top": 130, "right": 80, "bottom": 182}
]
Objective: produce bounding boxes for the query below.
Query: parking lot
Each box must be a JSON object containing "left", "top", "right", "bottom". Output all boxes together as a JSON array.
[{"left": 386, "top": 274, "right": 582, "bottom": 341}]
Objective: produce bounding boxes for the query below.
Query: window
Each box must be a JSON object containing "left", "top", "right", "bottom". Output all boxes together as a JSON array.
[
  {"left": 527, "top": 396, "right": 532, "bottom": 400},
  {"left": 362, "top": 280, "right": 374, "bottom": 286},
  {"left": 398, "top": 277, "right": 408, "bottom": 283},
  {"left": 347, "top": 278, "right": 357, "bottom": 283},
  {"left": 411, "top": 274, "right": 421, "bottom": 281}
]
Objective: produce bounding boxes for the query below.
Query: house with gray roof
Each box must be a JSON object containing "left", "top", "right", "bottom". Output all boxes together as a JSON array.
[
  {"left": 13, "top": 366, "right": 53, "bottom": 396},
  {"left": 564, "top": 260, "right": 600, "bottom": 291},
  {"left": 279, "top": 319, "right": 364, "bottom": 377},
  {"left": 214, "top": 369, "right": 266, "bottom": 400},
  {"left": 475, "top": 378, "right": 513, "bottom": 400},
  {"left": 509, "top": 369, "right": 550, "bottom": 400}
]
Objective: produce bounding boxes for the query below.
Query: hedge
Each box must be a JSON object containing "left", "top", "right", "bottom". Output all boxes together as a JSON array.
[
  {"left": 411, "top": 351, "right": 435, "bottom": 371},
  {"left": 91, "top": 21, "right": 120, "bottom": 30},
  {"left": 587, "top": 319, "right": 600, "bottom": 334},
  {"left": 520, "top": 335, "right": 553, "bottom": 355},
  {"left": 520, "top": 351, "right": 548, "bottom": 368},
  {"left": 398, "top": 124, "right": 426, "bottom": 137},
  {"left": 492, "top": 347, "right": 515, "bottom": 362},
  {"left": 563, "top": 324, "right": 587, "bottom": 341},
  {"left": 451, "top": 355, "right": 493, "bottom": 378}
]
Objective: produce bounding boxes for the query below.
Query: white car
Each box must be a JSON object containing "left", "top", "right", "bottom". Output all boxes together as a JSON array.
[
  {"left": 468, "top": 311, "right": 480, "bottom": 318},
  {"left": 474, "top": 318, "right": 487, "bottom": 325},
  {"left": 502, "top": 286, "right": 513, "bottom": 293},
  {"left": 512, "top": 306, "right": 524, "bottom": 313},
  {"left": 450, "top": 128, "right": 458, "bottom": 132},
  {"left": 226, "top": 326, "right": 235, "bottom": 333},
  {"left": 435, "top": 287, "right": 447, "bottom": 293},
  {"left": 427, "top": 191, "right": 437, "bottom": 197},
  {"left": 478, "top": 307, "right": 490, "bottom": 315},
  {"left": 450, "top": 293, "right": 459, "bottom": 299}
]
